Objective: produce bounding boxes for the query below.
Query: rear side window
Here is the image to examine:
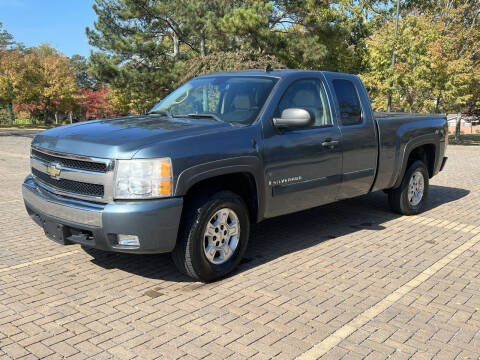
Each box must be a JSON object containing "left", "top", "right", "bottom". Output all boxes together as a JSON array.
[{"left": 332, "top": 79, "right": 362, "bottom": 126}]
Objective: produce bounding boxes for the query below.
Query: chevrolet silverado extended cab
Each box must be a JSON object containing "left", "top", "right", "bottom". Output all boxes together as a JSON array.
[{"left": 23, "top": 70, "right": 448, "bottom": 282}]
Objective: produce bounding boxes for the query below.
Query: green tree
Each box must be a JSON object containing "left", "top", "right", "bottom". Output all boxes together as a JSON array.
[
  {"left": 0, "top": 23, "right": 18, "bottom": 123},
  {"left": 86, "top": 0, "right": 393, "bottom": 114},
  {"left": 361, "top": 13, "right": 478, "bottom": 113},
  {"left": 178, "top": 50, "right": 285, "bottom": 85},
  {"left": 86, "top": 0, "right": 182, "bottom": 114},
  {"left": 0, "top": 49, "right": 25, "bottom": 123},
  {"left": 70, "top": 54, "right": 97, "bottom": 90},
  {"left": 25, "top": 45, "right": 79, "bottom": 125},
  {"left": 0, "top": 22, "right": 14, "bottom": 48}
]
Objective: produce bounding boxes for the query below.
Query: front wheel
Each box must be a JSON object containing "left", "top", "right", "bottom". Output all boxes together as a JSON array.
[
  {"left": 172, "top": 191, "right": 250, "bottom": 282},
  {"left": 388, "top": 160, "right": 429, "bottom": 215}
]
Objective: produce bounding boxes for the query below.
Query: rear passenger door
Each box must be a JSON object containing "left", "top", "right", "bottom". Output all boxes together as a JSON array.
[{"left": 323, "top": 73, "right": 378, "bottom": 200}]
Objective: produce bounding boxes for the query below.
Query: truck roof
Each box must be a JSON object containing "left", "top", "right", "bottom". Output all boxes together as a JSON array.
[{"left": 198, "top": 69, "right": 351, "bottom": 79}]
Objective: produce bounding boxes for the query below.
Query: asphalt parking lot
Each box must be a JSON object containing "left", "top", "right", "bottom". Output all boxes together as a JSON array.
[{"left": 1, "top": 134, "right": 479, "bottom": 360}]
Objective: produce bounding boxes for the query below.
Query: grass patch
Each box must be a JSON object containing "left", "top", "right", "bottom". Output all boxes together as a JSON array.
[{"left": 448, "top": 134, "right": 480, "bottom": 146}]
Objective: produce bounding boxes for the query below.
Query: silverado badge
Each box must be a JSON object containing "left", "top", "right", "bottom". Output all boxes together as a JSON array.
[{"left": 47, "top": 163, "right": 61, "bottom": 179}]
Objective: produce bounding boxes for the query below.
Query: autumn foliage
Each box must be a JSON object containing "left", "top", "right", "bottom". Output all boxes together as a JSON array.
[
  {"left": 1, "top": 0, "right": 480, "bottom": 125},
  {"left": 80, "top": 87, "right": 117, "bottom": 120},
  {"left": 361, "top": 4, "right": 480, "bottom": 114}
]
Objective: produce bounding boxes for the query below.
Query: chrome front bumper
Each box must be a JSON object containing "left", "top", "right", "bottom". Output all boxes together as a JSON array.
[
  {"left": 23, "top": 175, "right": 104, "bottom": 227},
  {"left": 22, "top": 175, "right": 184, "bottom": 253}
]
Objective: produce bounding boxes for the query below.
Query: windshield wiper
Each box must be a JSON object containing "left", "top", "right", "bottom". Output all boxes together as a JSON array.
[
  {"left": 176, "top": 113, "right": 223, "bottom": 122},
  {"left": 148, "top": 109, "right": 172, "bottom": 117}
]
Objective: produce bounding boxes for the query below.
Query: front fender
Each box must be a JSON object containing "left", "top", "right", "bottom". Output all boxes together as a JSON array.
[{"left": 174, "top": 156, "right": 265, "bottom": 221}]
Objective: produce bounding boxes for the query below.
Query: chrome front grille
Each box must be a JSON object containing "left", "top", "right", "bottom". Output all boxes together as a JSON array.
[
  {"left": 30, "top": 146, "right": 115, "bottom": 203},
  {"left": 31, "top": 148, "right": 107, "bottom": 172},
  {"left": 32, "top": 168, "right": 104, "bottom": 197}
]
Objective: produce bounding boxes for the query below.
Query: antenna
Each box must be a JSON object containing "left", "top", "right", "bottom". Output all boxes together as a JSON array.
[{"left": 265, "top": 64, "right": 273, "bottom": 72}]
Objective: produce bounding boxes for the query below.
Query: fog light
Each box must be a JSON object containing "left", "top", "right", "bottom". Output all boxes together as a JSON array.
[{"left": 117, "top": 234, "right": 140, "bottom": 247}]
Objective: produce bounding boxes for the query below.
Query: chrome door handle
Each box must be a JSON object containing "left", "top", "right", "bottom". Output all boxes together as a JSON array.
[{"left": 321, "top": 139, "right": 340, "bottom": 147}]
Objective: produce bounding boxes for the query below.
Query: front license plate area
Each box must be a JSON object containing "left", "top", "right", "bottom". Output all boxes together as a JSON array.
[{"left": 43, "top": 220, "right": 71, "bottom": 245}]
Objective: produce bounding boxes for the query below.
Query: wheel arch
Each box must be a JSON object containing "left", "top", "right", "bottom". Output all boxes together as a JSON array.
[
  {"left": 175, "top": 157, "right": 264, "bottom": 223},
  {"left": 393, "top": 137, "right": 438, "bottom": 189}
]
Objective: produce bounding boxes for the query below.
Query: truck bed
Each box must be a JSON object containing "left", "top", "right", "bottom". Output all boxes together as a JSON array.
[
  {"left": 374, "top": 112, "right": 438, "bottom": 119},
  {"left": 372, "top": 112, "right": 447, "bottom": 192}
]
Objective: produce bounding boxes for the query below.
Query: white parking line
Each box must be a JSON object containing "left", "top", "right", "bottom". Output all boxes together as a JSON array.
[
  {"left": 0, "top": 250, "right": 80, "bottom": 273},
  {"left": 0, "top": 199, "right": 21, "bottom": 203},
  {"left": 298, "top": 227, "right": 480, "bottom": 359},
  {"left": 0, "top": 151, "right": 29, "bottom": 159}
]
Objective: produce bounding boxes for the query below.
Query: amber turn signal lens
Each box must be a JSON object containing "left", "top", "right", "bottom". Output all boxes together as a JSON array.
[
  {"left": 159, "top": 180, "right": 171, "bottom": 196},
  {"left": 160, "top": 161, "right": 171, "bottom": 177}
]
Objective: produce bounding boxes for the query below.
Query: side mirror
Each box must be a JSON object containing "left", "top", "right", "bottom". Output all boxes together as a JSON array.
[{"left": 273, "top": 108, "right": 314, "bottom": 129}]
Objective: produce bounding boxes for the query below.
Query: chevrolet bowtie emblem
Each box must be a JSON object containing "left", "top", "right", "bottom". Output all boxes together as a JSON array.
[{"left": 47, "top": 163, "right": 61, "bottom": 179}]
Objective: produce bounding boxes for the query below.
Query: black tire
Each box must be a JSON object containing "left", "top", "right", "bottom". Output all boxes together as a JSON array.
[
  {"left": 172, "top": 191, "right": 250, "bottom": 282},
  {"left": 388, "top": 160, "right": 429, "bottom": 215}
]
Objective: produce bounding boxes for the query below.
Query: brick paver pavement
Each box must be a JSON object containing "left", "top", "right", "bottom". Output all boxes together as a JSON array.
[{"left": 0, "top": 134, "right": 479, "bottom": 360}]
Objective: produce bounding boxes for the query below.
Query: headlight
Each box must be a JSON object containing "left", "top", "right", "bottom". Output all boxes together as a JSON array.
[{"left": 114, "top": 158, "right": 172, "bottom": 199}]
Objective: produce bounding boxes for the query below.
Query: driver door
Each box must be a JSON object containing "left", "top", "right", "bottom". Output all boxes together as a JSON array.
[{"left": 262, "top": 76, "right": 343, "bottom": 218}]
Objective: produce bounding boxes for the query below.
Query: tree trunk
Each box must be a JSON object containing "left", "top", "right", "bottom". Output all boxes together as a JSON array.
[
  {"left": 173, "top": 31, "right": 180, "bottom": 61},
  {"left": 6, "top": 102, "right": 15, "bottom": 125},
  {"left": 434, "top": 93, "right": 441, "bottom": 113},
  {"left": 69, "top": 111, "right": 73, "bottom": 124},
  {"left": 455, "top": 112, "right": 461, "bottom": 141},
  {"left": 54, "top": 111, "right": 59, "bottom": 125},
  {"left": 200, "top": 31, "right": 206, "bottom": 57},
  {"left": 43, "top": 110, "right": 48, "bottom": 126}
]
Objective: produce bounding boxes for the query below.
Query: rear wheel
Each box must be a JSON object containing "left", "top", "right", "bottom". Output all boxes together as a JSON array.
[
  {"left": 172, "top": 191, "right": 250, "bottom": 282},
  {"left": 388, "top": 160, "right": 429, "bottom": 215}
]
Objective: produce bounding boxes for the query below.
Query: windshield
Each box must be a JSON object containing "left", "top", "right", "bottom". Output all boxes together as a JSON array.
[{"left": 149, "top": 76, "right": 278, "bottom": 124}]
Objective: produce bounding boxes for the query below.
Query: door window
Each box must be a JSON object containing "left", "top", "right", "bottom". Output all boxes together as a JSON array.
[
  {"left": 277, "top": 79, "right": 332, "bottom": 127},
  {"left": 332, "top": 79, "right": 363, "bottom": 125}
]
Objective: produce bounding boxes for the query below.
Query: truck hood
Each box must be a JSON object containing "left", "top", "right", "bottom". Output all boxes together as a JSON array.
[{"left": 32, "top": 115, "right": 233, "bottom": 159}]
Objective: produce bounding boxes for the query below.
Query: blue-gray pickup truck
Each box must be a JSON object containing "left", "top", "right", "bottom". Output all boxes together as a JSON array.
[{"left": 22, "top": 70, "right": 448, "bottom": 282}]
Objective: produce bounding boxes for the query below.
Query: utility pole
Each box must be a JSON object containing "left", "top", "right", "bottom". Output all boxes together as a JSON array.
[{"left": 387, "top": 0, "right": 401, "bottom": 112}]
